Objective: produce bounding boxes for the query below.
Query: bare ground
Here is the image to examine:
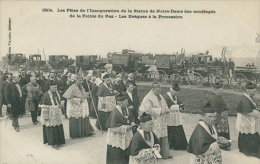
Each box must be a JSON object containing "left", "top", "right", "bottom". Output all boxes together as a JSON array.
[{"left": 0, "top": 106, "right": 259, "bottom": 164}]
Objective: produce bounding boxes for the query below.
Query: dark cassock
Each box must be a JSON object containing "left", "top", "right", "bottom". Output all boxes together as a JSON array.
[
  {"left": 112, "top": 74, "right": 126, "bottom": 96},
  {"left": 236, "top": 82, "right": 260, "bottom": 158},
  {"left": 206, "top": 83, "right": 230, "bottom": 140},
  {"left": 126, "top": 76, "right": 139, "bottom": 109},
  {"left": 105, "top": 95, "right": 135, "bottom": 164},
  {"left": 163, "top": 84, "right": 188, "bottom": 150},
  {"left": 25, "top": 74, "right": 32, "bottom": 84},
  {"left": 125, "top": 88, "right": 139, "bottom": 124},
  {"left": 82, "top": 78, "right": 95, "bottom": 118},
  {"left": 187, "top": 107, "right": 222, "bottom": 164},
  {"left": 128, "top": 114, "right": 161, "bottom": 164},
  {"left": 19, "top": 75, "right": 27, "bottom": 87},
  {"left": 63, "top": 78, "right": 74, "bottom": 117},
  {"left": 39, "top": 83, "right": 65, "bottom": 146},
  {"left": 36, "top": 74, "right": 47, "bottom": 90},
  {"left": 44, "top": 78, "right": 59, "bottom": 93},
  {"left": 95, "top": 75, "right": 116, "bottom": 131},
  {"left": 89, "top": 79, "right": 101, "bottom": 118},
  {"left": 63, "top": 77, "right": 94, "bottom": 138},
  {"left": 5, "top": 75, "right": 23, "bottom": 132}
]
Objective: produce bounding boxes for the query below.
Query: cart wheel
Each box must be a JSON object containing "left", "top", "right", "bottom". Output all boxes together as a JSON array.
[
  {"left": 186, "top": 72, "right": 203, "bottom": 86},
  {"left": 209, "top": 76, "right": 225, "bottom": 89},
  {"left": 230, "top": 73, "right": 248, "bottom": 92},
  {"left": 154, "top": 70, "right": 167, "bottom": 84},
  {"left": 171, "top": 74, "right": 183, "bottom": 85}
]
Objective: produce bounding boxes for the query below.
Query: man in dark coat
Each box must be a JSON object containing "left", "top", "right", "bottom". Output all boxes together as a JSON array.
[
  {"left": 125, "top": 82, "right": 139, "bottom": 125},
  {"left": 19, "top": 70, "right": 27, "bottom": 87},
  {"left": 36, "top": 70, "right": 47, "bottom": 90},
  {"left": 0, "top": 73, "right": 12, "bottom": 117},
  {"left": 5, "top": 73, "right": 23, "bottom": 132},
  {"left": 112, "top": 73, "right": 126, "bottom": 96},
  {"left": 25, "top": 70, "right": 32, "bottom": 84}
]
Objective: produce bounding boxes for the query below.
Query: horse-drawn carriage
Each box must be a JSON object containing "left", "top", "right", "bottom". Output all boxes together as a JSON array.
[
  {"left": 2, "top": 53, "right": 28, "bottom": 70},
  {"left": 48, "top": 55, "right": 74, "bottom": 69}
]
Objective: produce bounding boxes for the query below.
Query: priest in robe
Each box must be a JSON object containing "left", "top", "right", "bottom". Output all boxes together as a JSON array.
[
  {"left": 63, "top": 75, "right": 94, "bottom": 138},
  {"left": 187, "top": 106, "right": 229, "bottom": 164},
  {"left": 95, "top": 74, "right": 116, "bottom": 131},
  {"left": 105, "top": 94, "right": 135, "bottom": 164},
  {"left": 112, "top": 73, "right": 126, "bottom": 96},
  {"left": 128, "top": 113, "right": 161, "bottom": 164},
  {"left": 139, "top": 82, "right": 173, "bottom": 159},
  {"left": 39, "top": 81, "right": 65, "bottom": 148},
  {"left": 206, "top": 82, "right": 230, "bottom": 142},
  {"left": 236, "top": 82, "right": 260, "bottom": 158},
  {"left": 163, "top": 84, "right": 188, "bottom": 150}
]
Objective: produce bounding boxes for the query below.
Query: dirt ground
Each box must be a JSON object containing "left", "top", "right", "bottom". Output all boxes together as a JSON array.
[{"left": 1, "top": 106, "right": 259, "bottom": 164}]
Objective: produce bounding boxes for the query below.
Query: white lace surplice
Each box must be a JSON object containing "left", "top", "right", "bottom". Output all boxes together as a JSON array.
[
  {"left": 106, "top": 125, "right": 133, "bottom": 150},
  {"left": 236, "top": 93, "right": 260, "bottom": 134},
  {"left": 98, "top": 96, "right": 116, "bottom": 112},
  {"left": 139, "top": 91, "right": 168, "bottom": 138},
  {"left": 66, "top": 98, "right": 89, "bottom": 119},
  {"left": 236, "top": 113, "right": 260, "bottom": 134},
  {"left": 40, "top": 91, "right": 63, "bottom": 127},
  {"left": 166, "top": 92, "right": 183, "bottom": 126},
  {"left": 129, "top": 149, "right": 157, "bottom": 164},
  {"left": 190, "top": 142, "right": 222, "bottom": 164}
]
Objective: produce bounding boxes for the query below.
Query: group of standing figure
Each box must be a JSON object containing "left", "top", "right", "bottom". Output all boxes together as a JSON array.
[{"left": 1, "top": 68, "right": 260, "bottom": 163}]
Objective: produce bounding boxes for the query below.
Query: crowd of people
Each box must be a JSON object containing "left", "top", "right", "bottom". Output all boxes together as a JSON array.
[{"left": 0, "top": 67, "right": 260, "bottom": 163}]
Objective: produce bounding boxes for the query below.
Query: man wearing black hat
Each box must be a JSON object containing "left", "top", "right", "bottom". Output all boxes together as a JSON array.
[
  {"left": 236, "top": 82, "right": 260, "bottom": 158},
  {"left": 39, "top": 80, "right": 65, "bottom": 148},
  {"left": 187, "top": 106, "right": 226, "bottom": 164},
  {"left": 95, "top": 74, "right": 116, "bottom": 131},
  {"left": 205, "top": 82, "right": 230, "bottom": 144},
  {"left": 163, "top": 84, "right": 187, "bottom": 150},
  {"left": 139, "top": 82, "right": 172, "bottom": 159},
  {"left": 128, "top": 113, "right": 161, "bottom": 164},
  {"left": 105, "top": 94, "right": 135, "bottom": 164}
]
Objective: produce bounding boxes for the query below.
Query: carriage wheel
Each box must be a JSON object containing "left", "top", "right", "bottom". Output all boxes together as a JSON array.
[
  {"left": 230, "top": 73, "right": 248, "bottom": 92},
  {"left": 209, "top": 75, "right": 225, "bottom": 89},
  {"left": 186, "top": 72, "right": 203, "bottom": 86},
  {"left": 170, "top": 74, "right": 183, "bottom": 85},
  {"left": 154, "top": 70, "right": 167, "bottom": 84}
]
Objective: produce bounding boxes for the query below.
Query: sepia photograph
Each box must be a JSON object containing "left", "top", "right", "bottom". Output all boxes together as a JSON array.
[{"left": 0, "top": 0, "right": 260, "bottom": 163}]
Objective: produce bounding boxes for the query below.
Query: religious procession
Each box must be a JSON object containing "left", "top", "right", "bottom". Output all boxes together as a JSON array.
[{"left": 0, "top": 66, "right": 260, "bottom": 164}]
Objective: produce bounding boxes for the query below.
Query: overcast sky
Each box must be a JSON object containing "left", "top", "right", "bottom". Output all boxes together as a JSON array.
[{"left": 1, "top": 0, "right": 259, "bottom": 60}]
